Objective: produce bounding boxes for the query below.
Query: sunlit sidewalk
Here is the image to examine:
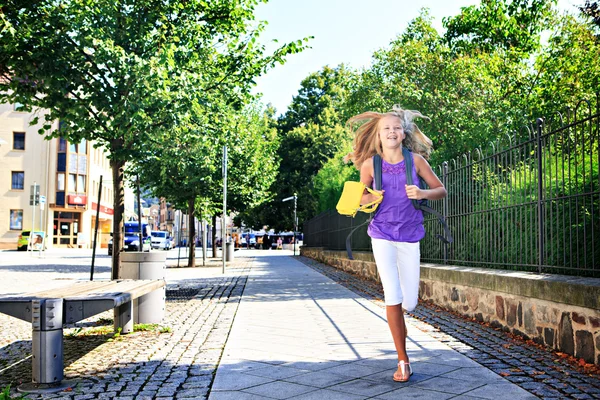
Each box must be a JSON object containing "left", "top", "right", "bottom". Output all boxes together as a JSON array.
[{"left": 209, "top": 255, "right": 537, "bottom": 399}]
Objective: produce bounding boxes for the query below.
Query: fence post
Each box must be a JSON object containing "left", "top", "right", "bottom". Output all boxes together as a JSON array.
[
  {"left": 443, "top": 161, "right": 449, "bottom": 264},
  {"left": 536, "top": 118, "right": 545, "bottom": 273}
]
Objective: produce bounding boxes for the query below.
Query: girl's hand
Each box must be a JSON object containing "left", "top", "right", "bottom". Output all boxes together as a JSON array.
[
  {"left": 364, "top": 189, "right": 384, "bottom": 204},
  {"left": 405, "top": 185, "right": 424, "bottom": 200}
]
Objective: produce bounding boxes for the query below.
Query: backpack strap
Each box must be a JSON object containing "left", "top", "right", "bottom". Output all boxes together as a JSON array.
[
  {"left": 373, "top": 153, "right": 382, "bottom": 191},
  {"left": 403, "top": 147, "right": 453, "bottom": 244},
  {"left": 345, "top": 155, "right": 382, "bottom": 260}
]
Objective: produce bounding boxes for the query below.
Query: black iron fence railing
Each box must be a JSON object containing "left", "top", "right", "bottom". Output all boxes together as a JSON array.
[{"left": 304, "top": 104, "right": 600, "bottom": 278}]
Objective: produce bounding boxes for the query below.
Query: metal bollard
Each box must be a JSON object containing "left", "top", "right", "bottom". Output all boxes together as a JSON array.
[
  {"left": 119, "top": 252, "right": 166, "bottom": 324},
  {"left": 18, "top": 299, "right": 75, "bottom": 393},
  {"left": 114, "top": 299, "right": 134, "bottom": 334}
]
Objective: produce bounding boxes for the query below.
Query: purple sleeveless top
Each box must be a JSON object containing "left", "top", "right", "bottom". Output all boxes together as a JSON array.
[{"left": 367, "top": 153, "right": 425, "bottom": 243}]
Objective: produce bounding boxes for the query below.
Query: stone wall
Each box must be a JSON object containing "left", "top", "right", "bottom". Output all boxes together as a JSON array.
[{"left": 300, "top": 247, "right": 600, "bottom": 365}]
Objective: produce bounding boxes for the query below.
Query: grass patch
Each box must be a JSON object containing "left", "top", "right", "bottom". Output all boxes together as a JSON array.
[
  {"left": 0, "top": 385, "right": 24, "bottom": 400},
  {"left": 64, "top": 323, "right": 172, "bottom": 341},
  {"left": 134, "top": 323, "right": 172, "bottom": 334},
  {"left": 65, "top": 325, "right": 113, "bottom": 338}
]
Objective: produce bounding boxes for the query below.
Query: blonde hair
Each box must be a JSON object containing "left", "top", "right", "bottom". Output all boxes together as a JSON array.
[{"left": 345, "top": 105, "right": 433, "bottom": 169}]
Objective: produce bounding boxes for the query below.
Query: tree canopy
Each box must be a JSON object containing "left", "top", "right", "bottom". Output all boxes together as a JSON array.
[{"left": 0, "top": 0, "right": 307, "bottom": 272}]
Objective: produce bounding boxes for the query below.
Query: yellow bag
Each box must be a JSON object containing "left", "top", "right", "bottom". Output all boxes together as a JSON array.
[{"left": 336, "top": 181, "right": 383, "bottom": 217}]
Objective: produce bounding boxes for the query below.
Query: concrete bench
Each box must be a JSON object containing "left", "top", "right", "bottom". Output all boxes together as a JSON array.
[{"left": 0, "top": 279, "right": 166, "bottom": 394}]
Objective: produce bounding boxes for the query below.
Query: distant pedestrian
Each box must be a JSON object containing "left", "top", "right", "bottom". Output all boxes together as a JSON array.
[
  {"left": 276, "top": 237, "right": 283, "bottom": 250},
  {"left": 346, "top": 105, "right": 447, "bottom": 382}
]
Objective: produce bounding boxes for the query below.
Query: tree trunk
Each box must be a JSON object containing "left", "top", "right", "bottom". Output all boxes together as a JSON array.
[
  {"left": 110, "top": 156, "right": 126, "bottom": 280},
  {"left": 188, "top": 198, "right": 196, "bottom": 268},
  {"left": 212, "top": 214, "right": 217, "bottom": 258}
]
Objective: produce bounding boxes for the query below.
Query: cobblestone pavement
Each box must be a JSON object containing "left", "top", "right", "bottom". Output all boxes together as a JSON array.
[
  {"left": 0, "top": 256, "right": 254, "bottom": 400},
  {"left": 298, "top": 256, "right": 600, "bottom": 399}
]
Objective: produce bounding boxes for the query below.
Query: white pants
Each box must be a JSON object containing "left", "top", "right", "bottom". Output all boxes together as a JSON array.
[{"left": 371, "top": 238, "right": 420, "bottom": 311}]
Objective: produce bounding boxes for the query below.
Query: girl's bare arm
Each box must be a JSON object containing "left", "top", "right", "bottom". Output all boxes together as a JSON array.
[{"left": 407, "top": 154, "right": 447, "bottom": 201}]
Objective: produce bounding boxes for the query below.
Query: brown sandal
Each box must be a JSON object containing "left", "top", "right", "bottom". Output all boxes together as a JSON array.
[{"left": 393, "top": 360, "right": 413, "bottom": 382}]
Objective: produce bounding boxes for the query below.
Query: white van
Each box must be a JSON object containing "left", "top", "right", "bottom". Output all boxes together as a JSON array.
[{"left": 151, "top": 231, "right": 172, "bottom": 250}]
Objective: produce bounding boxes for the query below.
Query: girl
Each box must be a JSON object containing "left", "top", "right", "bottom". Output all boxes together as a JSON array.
[{"left": 346, "top": 106, "right": 447, "bottom": 382}]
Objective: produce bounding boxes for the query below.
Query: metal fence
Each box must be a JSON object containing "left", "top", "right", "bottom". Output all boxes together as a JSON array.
[{"left": 304, "top": 103, "right": 600, "bottom": 278}]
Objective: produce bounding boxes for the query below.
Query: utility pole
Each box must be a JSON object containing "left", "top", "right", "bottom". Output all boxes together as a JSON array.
[
  {"left": 282, "top": 193, "right": 297, "bottom": 256},
  {"left": 137, "top": 175, "right": 143, "bottom": 250},
  {"left": 222, "top": 146, "right": 228, "bottom": 274},
  {"left": 29, "top": 182, "right": 39, "bottom": 254}
]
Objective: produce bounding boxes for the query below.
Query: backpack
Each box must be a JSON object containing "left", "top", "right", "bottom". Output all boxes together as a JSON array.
[{"left": 344, "top": 147, "right": 453, "bottom": 260}]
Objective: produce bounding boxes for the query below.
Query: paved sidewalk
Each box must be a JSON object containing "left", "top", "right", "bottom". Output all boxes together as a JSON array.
[
  {"left": 302, "top": 256, "right": 600, "bottom": 399},
  {"left": 210, "top": 255, "right": 537, "bottom": 399}
]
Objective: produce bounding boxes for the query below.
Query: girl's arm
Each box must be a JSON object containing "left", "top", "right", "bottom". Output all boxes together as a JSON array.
[
  {"left": 407, "top": 154, "right": 447, "bottom": 201},
  {"left": 360, "top": 158, "right": 383, "bottom": 204}
]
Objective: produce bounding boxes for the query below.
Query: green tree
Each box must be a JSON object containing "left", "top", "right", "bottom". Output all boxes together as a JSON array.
[
  {"left": 313, "top": 142, "right": 359, "bottom": 212},
  {"left": 579, "top": 1, "right": 600, "bottom": 28},
  {"left": 0, "top": 0, "right": 305, "bottom": 275},
  {"left": 202, "top": 102, "right": 281, "bottom": 259},
  {"left": 443, "top": 0, "right": 556, "bottom": 54},
  {"left": 238, "top": 65, "right": 356, "bottom": 231},
  {"left": 531, "top": 13, "right": 600, "bottom": 118},
  {"left": 136, "top": 100, "right": 279, "bottom": 266}
]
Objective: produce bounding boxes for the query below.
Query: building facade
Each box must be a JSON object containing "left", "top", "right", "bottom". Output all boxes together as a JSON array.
[{"left": 0, "top": 103, "right": 114, "bottom": 249}]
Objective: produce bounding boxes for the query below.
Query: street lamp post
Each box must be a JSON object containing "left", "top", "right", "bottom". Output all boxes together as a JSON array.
[{"left": 282, "top": 193, "right": 297, "bottom": 256}]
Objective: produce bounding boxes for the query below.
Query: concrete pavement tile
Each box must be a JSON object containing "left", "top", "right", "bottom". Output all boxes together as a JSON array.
[
  {"left": 374, "top": 386, "right": 456, "bottom": 399},
  {"left": 411, "top": 376, "right": 486, "bottom": 395},
  {"left": 440, "top": 367, "right": 507, "bottom": 383},
  {"left": 211, "top": 371, "right": 274, "bottom": 391},
  {"left": 226, "top": 348, "right": 308, "bottom": 363},
  {"left": 319, "top": 362, "right": 386, "bottom": 378},
  {"left": 244, "top": 364, "right": 311, "bottom": 380},
  {"left": 283, "top": 370, "right": 355, "bottom": 388},
  {"left": 326, "top": 378, "right": 398, "bottom": 397},
  {"left": 363, "top": 370, "right": 436, "bottom": 386},
  {"left": 209, "top": 392, "right": 270, "bottom": 400},
  {"left": 279, "top": 360, "right": 345, "bottom": 371},
  {"left": 410, "top": 361, "right": 460, "bottom": 376},
  {"left": 461, "top": 383, "right": 540, "bottom": 399},
  {"left": 287, "top": 388, "right": 366, "bottom": 400},
  {"left": 352, "top": 357, "right": 398, "bottom": 371},
  {"left": 217, "top": 360, "right": 272, "bottom": 373},
  {"left": 430, "top": 352, "right": 486, "bottom": 368},
  {"left": 242, "top": 381, "right": 317, "bottom": 399}
]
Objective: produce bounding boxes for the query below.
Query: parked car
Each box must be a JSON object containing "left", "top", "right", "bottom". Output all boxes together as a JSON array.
[
  {"left": 151, "top": 231, "right": 172, "bottom": 250},
  {"left": 17, "top": 230, "right": 46, "bottom": 251},
  {"left": 108, "top": 221, "right": 151, "bottom": 255}
]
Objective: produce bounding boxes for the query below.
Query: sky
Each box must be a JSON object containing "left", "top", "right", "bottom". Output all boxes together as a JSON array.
[{"left": 252, "top": 0, "right": 579, "bottom": 115}]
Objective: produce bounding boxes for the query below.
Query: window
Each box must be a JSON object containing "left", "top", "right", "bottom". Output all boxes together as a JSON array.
[
  {"left": 57, "top": 153, "right": 66, "bottom": 172},
  {"left": 69, "top": 174, "right": 76, "bottom": 192},
  {"left": 57, "top": 173, "right": 65, "bottom": 191},
  {"left": 10, "top": 210, "right": 23, "bottom": 230},
  {"left": 11, "top": 171, "right": 24, "bottom": 190},
  {"left": 77, "top": 175, "right": 86, "bottom": 193},
  {"left": 13, "top": 103, "right": 25, "bottom": 112},
  {"left": 58, "top": 137, "right": 67, "bottom": 152},
  {"left": 13, "top": 132, "right": 25, "bottom": 150},
  {"left": 56, "top": 191, "right": 65, "bottom": 206}
]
